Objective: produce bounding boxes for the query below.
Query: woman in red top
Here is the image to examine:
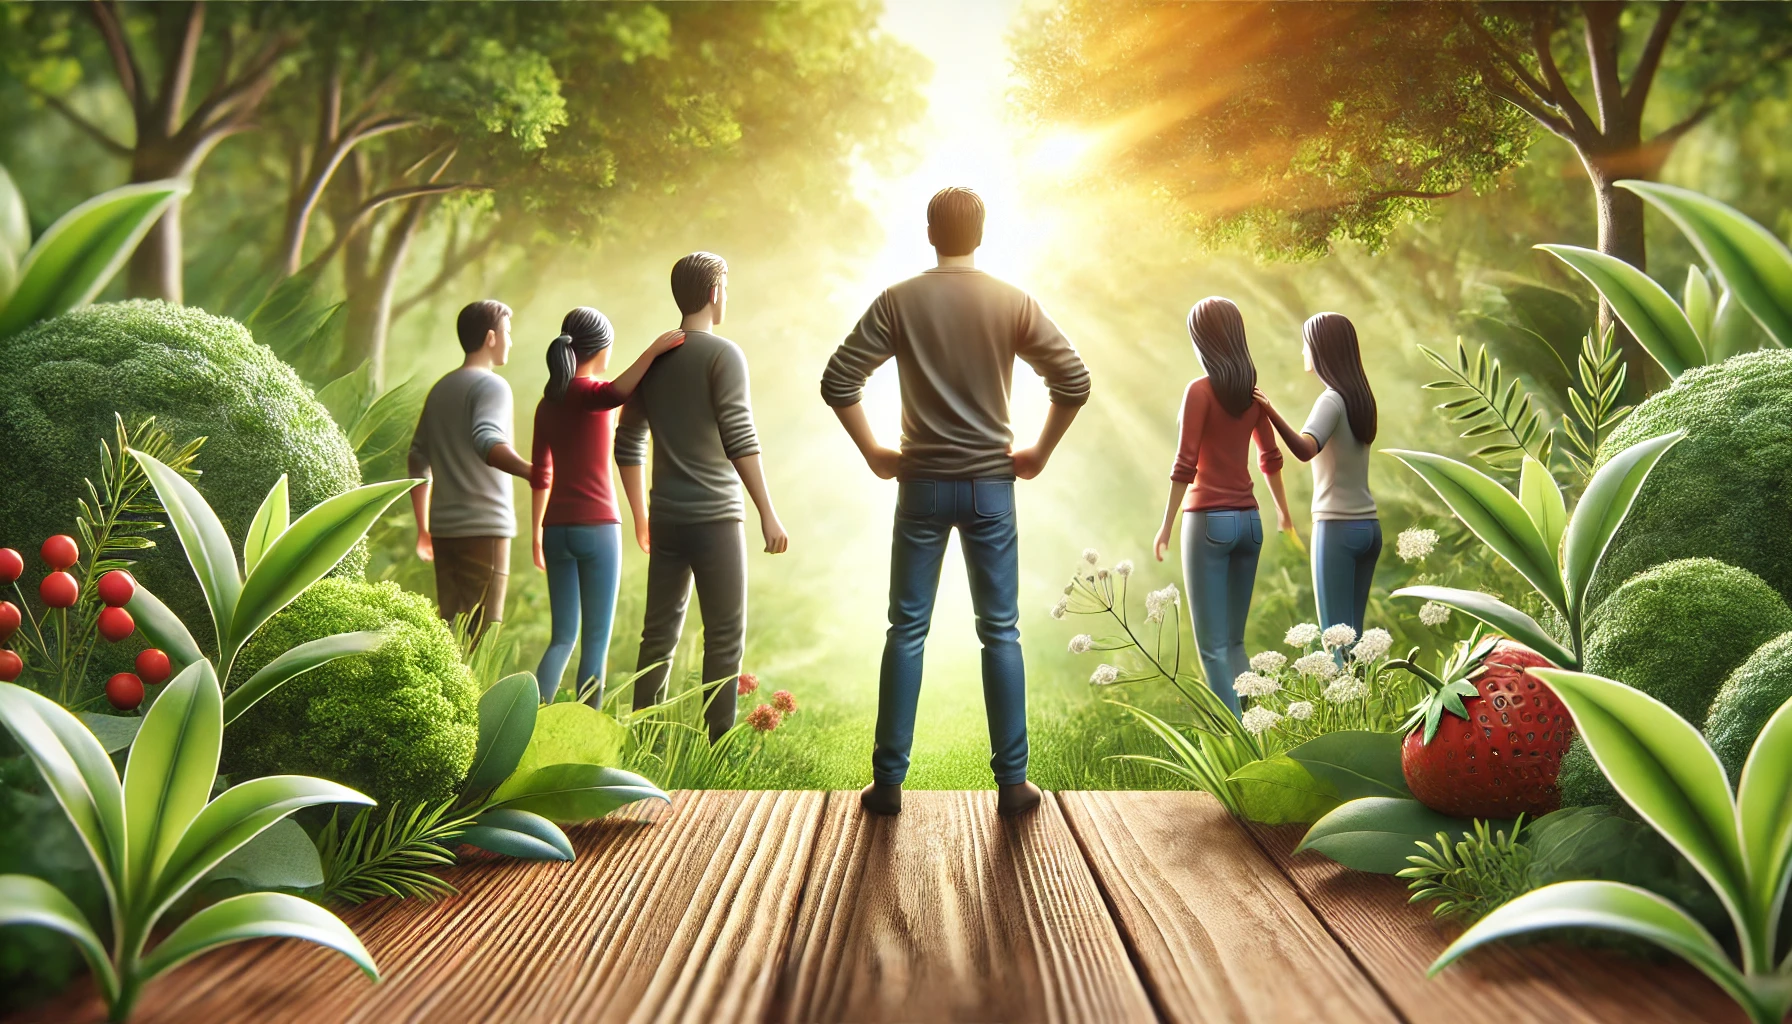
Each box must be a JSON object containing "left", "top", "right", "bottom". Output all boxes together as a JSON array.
[
  {"left": 531, "top": 308, "right": 684, "bottom": 704},
  {"left": 1152, "top": 297, "right": 1294, "bottom": 715}
]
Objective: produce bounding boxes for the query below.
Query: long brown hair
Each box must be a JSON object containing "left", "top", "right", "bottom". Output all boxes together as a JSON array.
[
  {"left": 1304, "top": 312, "right": 1376, "bottom": 443},
  {"left": 1187, "top": 296, "right": 1256, "bottom": 417}
]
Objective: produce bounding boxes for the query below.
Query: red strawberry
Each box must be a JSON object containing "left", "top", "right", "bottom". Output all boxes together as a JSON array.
[{"left": 1392, "top": 633, "right": 1573, "bottom": 819}]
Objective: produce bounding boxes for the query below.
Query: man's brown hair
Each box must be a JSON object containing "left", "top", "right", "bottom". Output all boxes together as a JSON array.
[
  {"left": 670, "top": 252, "right": 728, "bottom": 316},
  {"left": 927, "top": 187, "right": 985, "bottom": 257},
  {"left": 457, "top": 299, "right": 512, "bottom": 353}
]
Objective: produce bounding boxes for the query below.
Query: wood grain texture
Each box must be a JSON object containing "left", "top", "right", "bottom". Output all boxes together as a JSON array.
[
  {"left": 772, "top": 789, "right": 1155, "bottom": 1024},
  {"left": 1059, "top": 791, "right": 1398, "bottom": 1024},
  {"left": 1246, "top": 822, "right": 1751, "bottom": 1024},
  {"left": 23, "top": 790, "right": 825, "bottom": 1024}
]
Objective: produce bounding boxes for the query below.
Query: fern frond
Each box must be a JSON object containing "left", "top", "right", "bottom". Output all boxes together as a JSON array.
[
  {"left": 316, "top": 798, "right": 477, "bottom": 904},
  {"left": 1562, "top": 326, "right": 1633, "bottom": 481},
  {"left": 1419, "top": 338, "right": 1553, "bottom": 472},
  {"left": 1397, "top": 816, "right": 1537, "bottom": 922}
]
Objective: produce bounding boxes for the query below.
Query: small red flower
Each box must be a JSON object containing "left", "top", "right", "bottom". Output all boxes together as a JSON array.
[
  {"left": 0, "top": 649, "right": 20, "bottom": 682},
  {"left": 745, "top": 703, "right": 781, "bottom": 732},
  {"left": 106, "top": 672, "right": 144, "bottom": 711},
  {"left": 771, "top": 689, "right": 797, "bottom": 715},
  {"left": 40, "top": 535, "right": 79, "bottom": 571},
  {"left": 0, "top": 548, "right": 22, "bottom": 585},
  {"left": 97, "top": 606, "right": 136, "bottom": 643},
  {"left": 96, "top": 571, "right": 135, "bottom": 608},
  {"left": 40, "top": 572, "right": 78, "bottom": 609},
  {"left": 737, "top": 672, "right": 760, "bottom": 696},
  {"left": 136, "top": 648, "right": 172, "bottom": 686}
]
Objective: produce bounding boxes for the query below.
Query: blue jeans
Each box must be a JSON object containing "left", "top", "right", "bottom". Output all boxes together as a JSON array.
[
  {"left": 1312, "top": 518, "right": 1381, "bottom": 640},
  {"left": 875, "top": 478, "right": 1027, "bottom": 786},
  {"left": 1182, "top": 509, "right": 1263, "bottom": 715},
  {"left": 536, "top": 523, "right": 623, "bottom": 704}
]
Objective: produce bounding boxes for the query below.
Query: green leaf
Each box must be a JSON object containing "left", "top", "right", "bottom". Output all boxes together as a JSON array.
[
  {"left": 1710, "top": 290, "right": 1774, "bottom": 362},
  {"left": 229, "top": 479, "right": 418, "bottom": 659},
  {"left": 0, "top": 874, "right": 118, "bottom": 1002},
  {"left": 223, "top": 631, "right": 386, "bottom": 725},
  {"left": 242, "top": 475, "right": 289, "bottom": 576},
  {"left": 0, "top": 163, "right": 29, "bottom": 265},
  {"left": 0, "top": 179, "right": 188, "bottom": 338},
  {"left": 1296, "top": 797, "right": 1481, "bottom": 875},
  {"left": 1735, "top": 695, "right": 1792, "bottom": 944},
  {"left": 1685, "top": 266, "right": 1716, "bottom": 347},
  {"left": 1391, "top": 586, "right": 1575, "bottom": 668},
  {"left": 491, "top": 703, "right": 628, "bottom": 803},
  {"left": 1538, "top": 244, "right": 1705, "bottom": 378},
  {"left": 125, "top": 584, "right": 204, "bottom": 671},
  {"left": 490, "top": 764, "right": 668, "bottom": 824},
  {"left": 0, "top": 683, "right": 127, "bottom": 907},
  {"left": 77, "top": 712, "right": 143, "bottom": 754},
  {"left": 1430, "top": 881, "right": 1758, "bottom": 1016},
  {"left": 123, "top": 661, "right": 222, "bottom": 894},
  {"left": 1384, "top": 450, "right": 1566, "bottom": 616},
  {"left": 1227, "top": 756, "right": 1339, "bottom": 825},
  {"left": 202, "top": 818, "right": 324, "bottom": 890},
  {"left": 1518, "top": 455, "right": 1567, "bottom": 560},
  {"left": 1619, "top": 180, "right": 1792, "bottom": 348},
  {"left": 315, "top": 360, "right": 376, "bottom": 431},
  {"left": 138, "top": 891, "right": 379, "bottom": 982},
  {"left": 1286, "top": 731, "right": 1412, "bottom": 801},
  {"left": 1530, "top": 669, "right": 1748, "bottom": 934},
  {"left": 458, "top": 808, "right": 575, "bottom": 861},
  {"left": 464, "top": 673, "right": 540, "bottom": 798},
  {"left": 1559, "top": 431, "right": 1684, "bottom": 621},
  {"left": 130, "top": 449, "right": 241, "bottom": 649}
]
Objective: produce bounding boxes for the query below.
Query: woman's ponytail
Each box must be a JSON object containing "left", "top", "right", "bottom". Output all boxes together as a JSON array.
[
  {"left": 543, "top": 306, "right": 614, "bottom": 402},
  {"left": 544, "top": 333, "right": 577, "bottom": 402}
]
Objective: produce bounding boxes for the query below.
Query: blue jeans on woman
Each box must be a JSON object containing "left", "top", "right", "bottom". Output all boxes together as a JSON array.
[
  {"left": 536, "top": 522, "right": 622, "bottom": 704},
  {"left": 1312, "top": 518, "right": 1381, "bottom": 639},
  {"left": 1182, "top": 508, "right": 1263, "bottom": 716}
]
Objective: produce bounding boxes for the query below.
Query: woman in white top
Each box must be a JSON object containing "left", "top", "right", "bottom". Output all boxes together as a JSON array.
[{"left": 1255, "top": 312, "right": 1381, "bottom": 637}]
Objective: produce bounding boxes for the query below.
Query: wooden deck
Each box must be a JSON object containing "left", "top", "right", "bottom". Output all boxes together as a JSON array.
[{"left": 18, "top": 790, "right": 1746, "bottom": 1024}]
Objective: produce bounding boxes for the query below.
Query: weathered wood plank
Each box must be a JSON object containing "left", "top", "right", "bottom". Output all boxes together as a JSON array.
[
  {"left": 772, "top": 789, "right": 1155, "bottom": 1024},
  {"left": 24, "top": 790, "right": 825, "bottom": 1024},
  {"left": 1246, "top": 822, "right": 1751, "bottom": 1024},
  {"left": 1060, "top": 791, "right": 1398, "bottom": 1024}
]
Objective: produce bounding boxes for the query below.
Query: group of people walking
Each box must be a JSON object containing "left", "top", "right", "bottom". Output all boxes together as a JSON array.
[{"left": 404, "top": 186, "right": 1379, "bottom": 819}]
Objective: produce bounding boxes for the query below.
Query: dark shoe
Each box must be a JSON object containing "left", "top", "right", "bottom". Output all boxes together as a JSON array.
[
  {"left": 860, "top": 782, "right": 903, "bottom": 816},
  {"left": 997, "top": 781, "right": 1042, "bottom": 817}
]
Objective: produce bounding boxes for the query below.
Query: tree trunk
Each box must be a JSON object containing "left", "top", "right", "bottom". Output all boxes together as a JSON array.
[
  {"left": 1584, "top": 157, "right": 1665, "bottom": 398},
  {"left": 125, "top": 141, "right": 196, "bottom": 303},
  {"left": 336, "top": 199, "right": 426, "bottom": 388}
]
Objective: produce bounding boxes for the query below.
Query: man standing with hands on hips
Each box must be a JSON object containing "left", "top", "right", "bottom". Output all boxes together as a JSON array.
[{"left": 822, "top": 187, "right": 1091, "bottom": 818}]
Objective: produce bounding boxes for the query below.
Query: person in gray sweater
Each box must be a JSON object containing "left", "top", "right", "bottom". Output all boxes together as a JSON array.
[
  {"left": 822, "top": 187, "right": 1091, "bottom": 818},
  {"left": 617, "top": 252, "right": 789, "bottom": 741}
]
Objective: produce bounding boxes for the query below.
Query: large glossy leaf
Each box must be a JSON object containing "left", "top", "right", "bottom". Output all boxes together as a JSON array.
[
  {"left": 1685, "top": 266, "right": 1716, "bottom": 347},
  {"left": 1538, "top": 244, "right": 1705, "bottom": 377},
  {"left": 0, "top": 684, "right": 126, "bottom": 905},
  {"left": 202, "top": 818, "right": 324, "bottom": 891},
  {"left": 1518, "top": 455, "right": 1567, "bottom": 562},
  {"left": 490, "top": 764, "right": 668, "bottom": 824},
  {"left": 124, "top": 661, "right": 222, "bottom": 894},
  {"left": 0, "top": 875, "right": 118, "bottom": 1001},
  {"left": 464, "top": 673, "right": 539, "bottom": 798},
  {"left": 130, "top": 449, "right": 241, "bottom": 647},
  {"left": 1559, "top": 431, "right": 1684, "bottom": 620},
  {"left": 0, "top": 179, "right": 187, "bottom": 338},
  {"left": 1620, "top": 180, "right": 1792, "bottom": 348},
  {"left": 1390, "top": 586, "right": 1576, "bottom": 668},
  {"left": 491, "top": 703, "right": 627, "bottom": 803},
  {"left": 242, "top": 475, "right": 289, "bottom": 576},
  {"left": 1226, "top": 756, "right": 1339, "bottom": 825},
  {"left": 152, "top": 774, "right": 370, "bottom": 922},
  {"left": 1736, "top": 696, "right": 1792, "bottom": 948},
  {"left": 458, "top": 808, "right": 575, "bottom": 861},
  {"left": 229, "top": 479, "right": 418, "bottom": 656},
  {"left": 1285, "top": 731, "right": 1411, "bottom": 800},
  {"left": 138, "top": 891, "right": 379, "bottom": 982},
  {"left": 126, "top": 584, "right": 204, "bottom": 671},
  {"left": 1384, "top": 450, "right": 1565, "bottom": 615},
  {"left": 78, "top": 712, "right": 143, "bottom": 754},
  {"left": 0, "top": 164, "right": 27, "bottom": 305},
  {"left": 1532, "top": 669, "right": 1747, "bottom": 931},
  {"left": 223, "top": 631, "right": 386, "bottom": 725},
  {"left": 1296, "top": 797, "right": 1482, "bottom": 875}
]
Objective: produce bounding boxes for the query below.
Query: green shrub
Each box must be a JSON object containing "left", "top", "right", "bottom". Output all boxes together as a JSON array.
[
  {"left": 223, "top": 578, "right": 477, "bottom": 804},
  {"left": 0, "top": 301, "right": 363, "bottom": 638},
  {"left": 1704, "top": 631, "right": 1792, "bottom": 786},
  {"left": 1587, "top": 350, "right": 1792, "bottom": 610},
  {"left": 0, "top": 757, "right": 106, "bottom": 1014},
  {"left": 1558, "top": 558, "right": 1792, "bottom": 806}
]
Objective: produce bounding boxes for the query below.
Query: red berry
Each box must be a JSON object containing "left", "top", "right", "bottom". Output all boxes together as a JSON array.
[
  {"left": 96, "top": 571, "right": 135, "bottom": 608},
  {"left": 97, "top": 606, "right": 135, "bottom": 643},
  {"left": 0, "top": 548, "right": 21, "bottom": 584},
  {"left": 0, "top": 649, "right": 20, "bottom": 682},
  {"left": 135, "top": 648, "right": 172, "bottom": 686},
  {"left": 0, "top": 601, "right": 17, "bottom": 642},
  {"left": 106, "top": 672, "right": 144, "bottom": 711},
  {"left": 40, "top": 536, "right": 79, "bottom": 571},
  {"left": 39, "top": 572, "right": 78, "bottom": 609}
]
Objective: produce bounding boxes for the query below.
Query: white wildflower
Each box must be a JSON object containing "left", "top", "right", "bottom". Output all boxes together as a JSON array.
[
  {"left": 1419, "top": 601, "right": 1451, "bottom": 627},
  {"left": 1096, "top": 567, "right": 1111, "bottom": 581},
  {"left": 1241, "top": 705, "right": 1282, "bottom": 735},
  {"left": 1284, "top": 622, "right": 1321, "bottom": 648},
  {"left": 1293, "top": 652, "right": 1339, "bottom": 680},
  {"left": 1321, "top": 624, "right": 1358, "bottom": 651},
  {"left": 1050, "top": 597, "right": 1069, "bottom": 620},
  {"left": 1397, "top": 528, "right": 1438, "bottom": 563},
  {"left": 1249, "top": 651, "right": 1288, "bottom": 674},
  {"left": 1323, "top": 676, "right": 1370, "bottom": 703},
  {"left": 1286, "top": 700, "right": 1315, "bottom": 721},
  {"left": 1068, "top": 634, "right": 1095, "bottom": 655},
  {"left": 1090, "top": 663, "right": 1121, "bottom": 686},
  {"left": 1233, "top": 671, "right": 1280, "bottom": 698},
  {"left": 1351, "top": 628, "right": 1394, "bottom": 663},
  {"left": 1082, "top": 548, "right": 1100, "bottom": 565},
  {"left": 1145, "top": 584, "right": 1181, "bottom": 623},
  {"left": 1114, "top": 559, "right": 1134, "bottom": 578}
]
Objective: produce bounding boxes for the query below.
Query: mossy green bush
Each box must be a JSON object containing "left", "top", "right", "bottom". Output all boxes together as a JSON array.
[
  {"left": 0, "top": 301, "right": 363, "bottom": 638},
  {"left": 222, "top": 578, "right": 477, "bottom": 804},
  {"left": 1704, "top": 632, "right": 1792, "bottom": 786},
  {"left": 1558, "top": 558, "right": 1792, "bottom": 806},
  {"left": 1587, "top": 350, "right": 1792, "bottom": 610}
]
